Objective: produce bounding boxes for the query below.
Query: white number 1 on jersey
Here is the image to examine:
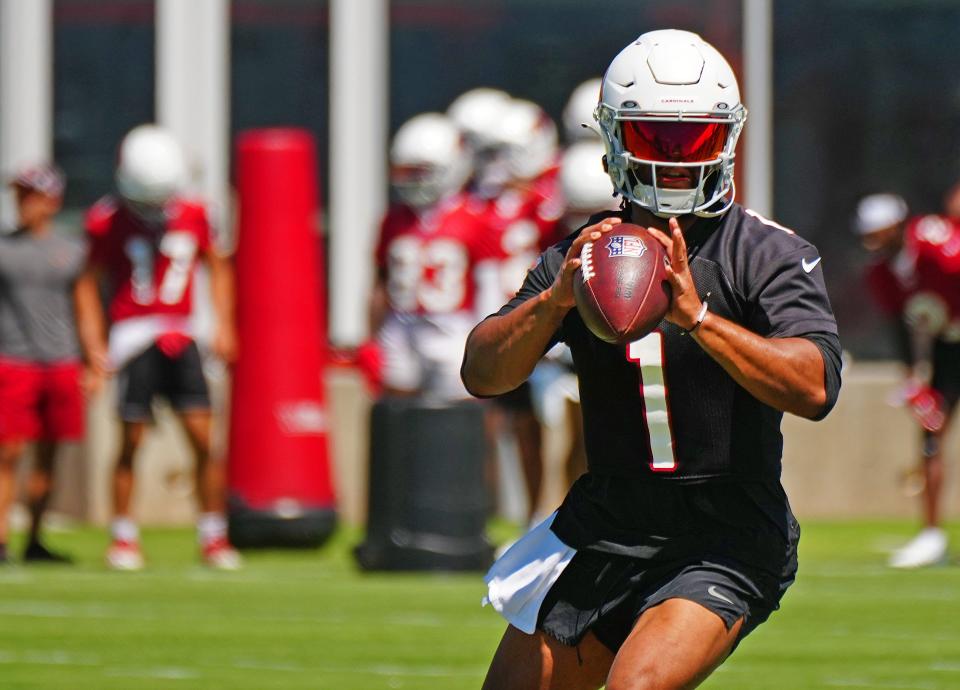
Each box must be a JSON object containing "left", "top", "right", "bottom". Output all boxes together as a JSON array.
[{"left": 626, "top": 332, "right": 678, "bottom": 471}]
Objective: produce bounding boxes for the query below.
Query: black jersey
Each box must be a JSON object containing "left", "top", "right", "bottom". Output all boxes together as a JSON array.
[{"left": 494, "top": 204, "right": 842, "bottom": 482}]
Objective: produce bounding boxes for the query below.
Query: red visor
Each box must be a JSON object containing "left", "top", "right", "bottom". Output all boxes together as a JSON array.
[{"left": 621, "top": 119, "right": 730, "bottom": 163}]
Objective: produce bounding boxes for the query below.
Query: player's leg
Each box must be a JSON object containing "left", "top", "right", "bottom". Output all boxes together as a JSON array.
[
  {"left": 178, "top": 408, "right": 239, "bottom": 569},
  {"left": 24, "top": 361, "right": 84, "bottom": 562},
  {"left": 105, "top": 420, "right": 148, "bottom": 570},
  {"left": 167, "top": 341, "right": 239, "bottom": 570},
  {"left": 0, "top": 359, "right": 40, "bottom": 562},
  {"left": 511, "top": 405, "right": 544, "bottom": 523},
  {"left": 22, "top": 440, "right": 71, "bottom": 562},
  {"left": 605, "top": 599, "right": 742, "bottom": 690},
  {"left": 0, "top": 440, "right": 25, "bottom": 563},
  {"left": 921, "top": 432, "right": 945, "bottom": 529},
  {"left": 482, "top": 625, "right": 614, "bottom": 690},
  {"left": 890, "top": 344, "right": 959, "bottom": 568},
  {"left": 106, "top": 349, "right": 156, "bottom": 570}
]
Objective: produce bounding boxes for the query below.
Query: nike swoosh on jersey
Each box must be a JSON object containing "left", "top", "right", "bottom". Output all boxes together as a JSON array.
[
  {"left": 707, "top": 585, "right": 734, "bottom": 605},
  {"left": 801, "top": 256, "right": 822, "bottom": 273}
]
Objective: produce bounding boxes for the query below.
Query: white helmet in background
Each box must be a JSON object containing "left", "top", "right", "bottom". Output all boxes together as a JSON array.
[
  {"left": 562, "top": 77, "right": 602, "bottom": 143},
  {"left": 447, "top": 87, "right": 512, "bottom": 152},
  {"left": 596, "top": 30, "right": 746, "bottom": 217},
  {"left": 560, "top": 141, "right": 617, "bottom": 213},
  {"left": 116, "top": 124, "right": 188, "bottom": 206},
  {"left": 853, "top": 193, "right": 908, "bottom": 235},
  {"left": 497, "top": 99, "right": 559, "bottom": 183},
  {"left": 390, "top": 112, "right": 471, "bottom": 209}
]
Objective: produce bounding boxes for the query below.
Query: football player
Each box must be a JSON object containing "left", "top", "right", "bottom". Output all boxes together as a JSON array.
[
  {"left": 463, "top": 30, "right": 841, "bottom": 688},
  {"left": 459, "top": 98, "right": 565, "bottom": 523},
  {"left": 370, "top": 112, "right": 491, "bottom": 401},
  {"left": 78, "top": 125, "right": 240, "bottom": 571},
  {"left": 0, "top": 164, "right": 88, "bottom": 563},
  {"left": 856, "top": 191, "right": 960, "bottom": 568}
]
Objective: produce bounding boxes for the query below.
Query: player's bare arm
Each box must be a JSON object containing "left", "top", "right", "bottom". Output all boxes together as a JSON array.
[
  {"left": 462, "top": 217, "right": 622, "bottom": 396},
  {"left": 205, "top": 249, "right": 238, "bottom": 363},
  {"left": 73, "top": 266, "right": 109, "bottom": 382},
  {"left": 649, "top": 217, "right": 828, "bottom": 419}
]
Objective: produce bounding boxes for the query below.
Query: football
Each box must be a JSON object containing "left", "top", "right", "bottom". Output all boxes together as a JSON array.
[{"left": 573, "top": 223, "right": 672, "bottom": 344}]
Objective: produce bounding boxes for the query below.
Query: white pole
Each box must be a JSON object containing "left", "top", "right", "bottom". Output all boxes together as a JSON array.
[
  {"left": 156, "top": 0, "right": 230, "bottom": 234},
  {"left": 0, "top": 0, "right": 52, "bottom": 228},
  {"left": 329, "top": 0, "right": 388, "bottom": 347},
  {"left": 742, "top": 0, "right": 773, "bottom": 217}
]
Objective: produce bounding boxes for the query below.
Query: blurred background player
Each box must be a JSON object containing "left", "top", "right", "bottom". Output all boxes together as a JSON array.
[
  {"left": 856, "top": 191, "right": 960, "bottom": 567},
  {"left": 369, "top": 112, "right": 488, "bottom": 402},
  {"left": 453, "top": 94, "right": 564, "bottom": 523},
  {"left": 78, "top": 125, "right": 240, "bottom": 571},
  {"left": 0, "top": 164, "right": 90, "bottom": 564}
]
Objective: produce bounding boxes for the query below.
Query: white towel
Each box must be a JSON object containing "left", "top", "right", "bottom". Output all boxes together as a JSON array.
[{"left": 483, "top": 512, "right": 577, "bottom": 634}]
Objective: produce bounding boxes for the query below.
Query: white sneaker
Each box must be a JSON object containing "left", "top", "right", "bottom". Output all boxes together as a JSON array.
[
  {"left": 888, "top": 527, "right": 948, "bottom": 568},
  {"left": 201, "top": 538, "right": 242, "bottom": 571},
  {"left": 106, "top": 540, "right": 145, "bottom": 571}
]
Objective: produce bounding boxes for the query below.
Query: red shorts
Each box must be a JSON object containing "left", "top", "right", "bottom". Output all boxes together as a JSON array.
[{"left": 0, "top": 358, "right": 84, "bottom": 442}]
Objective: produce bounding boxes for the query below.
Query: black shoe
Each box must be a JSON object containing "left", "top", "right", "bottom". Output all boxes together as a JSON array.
[{"left": 23, "top": 540, "right": 72, "bottom": 564}]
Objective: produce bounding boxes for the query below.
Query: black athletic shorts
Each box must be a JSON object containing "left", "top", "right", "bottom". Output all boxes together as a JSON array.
[
  {"left": 116, "top": 341, "right": 210, "bottom": 422},
  {"left": 492, "top": 381, "right": 533, "bottom": 411},
  {"left": 537, "top": 547, "right": 795, "bottom": 654},
  {"left": 931, "top": 339, "right": 960, "bottom": 410},
  {"left": 534, "top": 475, "right": 800, "bottom": 654},
  {"left": 921, "top": 339, "right": 960, "bottom": 454}
]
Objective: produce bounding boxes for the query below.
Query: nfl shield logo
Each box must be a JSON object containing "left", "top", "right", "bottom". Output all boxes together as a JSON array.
[{"left": 606, "top": 235, "right": 647, "bottom": 258}]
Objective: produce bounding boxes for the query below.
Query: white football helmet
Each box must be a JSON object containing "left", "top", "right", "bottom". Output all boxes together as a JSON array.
[
  {"left": 595, "top": 29, "right": 746, "bottom": 217},
  {"left": 116, "top": 125, "right": 188, "bottom": 206},
  {"left": 560, "top": 141, "right": 617, "bottom": 212},
  {"left": 389, "top": 112, "right": 471, "bottom": 209},
  {"left": 497, "top": 99, "right": 559, "bottom": 183},
  {"left": 562, "top": 78, "right": 603, "bottom": 143},
  {"left": 853, "top": 193, "right": 908, "bottom": 235},
  {"left": 447, "top": 87, "right": 512, "bottom": 152}
]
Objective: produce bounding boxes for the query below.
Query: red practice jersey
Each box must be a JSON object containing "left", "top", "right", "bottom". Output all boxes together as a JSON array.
[
  {"left": 375, "top": 194, "right": 495, "bottom": 318},
  {"left": 86, "top": 197, "right": 212, "bottom": 324},
  {"left": 468, "top": 166, "right": 566, "bottom": 310},
  {"left": 866, "top": 214, "right": 960, "bottom": 339}
]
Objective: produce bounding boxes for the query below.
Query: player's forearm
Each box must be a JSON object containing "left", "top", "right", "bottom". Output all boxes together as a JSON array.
[
  {"left": 208, "top": 255, "right": 236, "bottom": 332},
  {"left": 461, "top": 288, "right": 568, "bottom": 397},
  {"left": 691, "top": 313, "right": 827, "bottom": 419},
  {"left": 73, "top": 274, "right": 108, "bottom": 368}
]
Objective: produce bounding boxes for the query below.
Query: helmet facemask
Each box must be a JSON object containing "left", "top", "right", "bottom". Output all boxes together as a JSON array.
[
  {"left": 596, "top": 103, "right": 745, "bottom": 218},
  {"left": 391, "top": 158, "right": 468, "bottom": 210}
]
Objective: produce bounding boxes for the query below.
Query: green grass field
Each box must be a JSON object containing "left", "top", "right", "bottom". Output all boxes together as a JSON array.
[{"left": 0, "top": 521, "right": 958, "bottom": 689}]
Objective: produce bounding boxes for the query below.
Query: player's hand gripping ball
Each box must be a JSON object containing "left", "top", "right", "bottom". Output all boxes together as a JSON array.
[{"left": 573, "top": 223, "right": 672, "bottom": 344}]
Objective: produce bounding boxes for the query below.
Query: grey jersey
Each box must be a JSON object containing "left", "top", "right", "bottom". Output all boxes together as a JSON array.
[{"left": 0, "top": 228, "right": 87, "bottom": 362}]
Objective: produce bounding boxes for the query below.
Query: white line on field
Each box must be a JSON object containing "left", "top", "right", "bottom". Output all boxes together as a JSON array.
[
  {"left": 824, "top": 678, "right": 935, "bottom": 689},
  {"left": 0, "top": 649, "right": 100, "bottom": 667},
  {"left": 105, "top": 666, "right": 201, "bottom": 680},
  {"left": 313, "top": 663, "right": 485, "bottom": 678}
]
